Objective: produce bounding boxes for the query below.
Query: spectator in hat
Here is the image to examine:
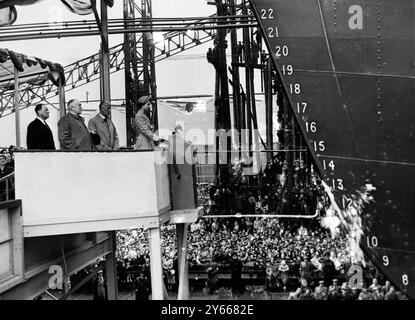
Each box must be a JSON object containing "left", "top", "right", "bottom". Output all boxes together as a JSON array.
[
  {"left": 381, "top": 280, "right": 391, "bottom": 296},
  {"left": 88, "top": 101, "right": 119, "bottom": 150},
  {"left": 298, "top": 278, "right": 314, "bottom": 300},
  {"left": 93, "top": 270, "right": 107, "bottom": 300},
  {"left": 371, "top": 286, "right": 384, "bottom": 300},
  {"left": 384, "top": 286, "right": 398, "bottom": 300},
  {"left": 134, "top": 270, "right": 150, "bottom": 300},
  {"left": 134, "top": 95, "right": 161, "bottom": 150},
  {"left": 230, "top": 252, "right": 244, "bottom": 294},
  {"left": 314, "top": 280, "right": 328, "bottom": 300},
  {"left": 206, "top": 261, "right": 219, "bottom": 295},
  {"left": 278, "top": 259, "right": 289, "bottom": 292},
  {"left": 350, "top": 287, "right": 359, "bottom": 300},
  {"left": 167, "top": 268, "right": 176, "bottom": 292},
  {"left": 340, "top": 282, "right": 354, "bottom": 300},
  {"left": 358, "top": 286, "right": 372, "bottom": 300},
  {"left": 321, "top": 251, "right": 336, "bottom": 286},
  {"left": 142, "top": 257, "right": 151, "bottom": 287},
  {"left": 288, "top": 287, "right": 301, "bottom": 300},
  {"left": 58, "top": 99, "right": 94, "bottom": 150},
  {"left": 299, "top": 258, "right": 312, "bottom": 283},
  {"left": 396, "top": 290, "right": 409, "bottom": 300},
  {"left": 265, "top": 264, "right": 280, "bottom": 297},
  {"left": 368, "top": 278, "right": 381, "bottom": 293},
  {"left": 26, "top": 104, "right": 56, "bottom": 150},
  {"left": 327, "top": 279, "right": 340, "bottom": 300}
]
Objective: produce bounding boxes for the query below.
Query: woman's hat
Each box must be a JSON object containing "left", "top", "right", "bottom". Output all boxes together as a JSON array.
[{"left": 138, "top": 95, "right": 150, "bottom": 105}]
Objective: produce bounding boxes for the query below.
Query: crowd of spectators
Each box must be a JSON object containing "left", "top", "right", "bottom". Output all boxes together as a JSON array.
[
  {"left": 288, "top": 278, "right": 408, "bottom": 300},
  {"left": 207, "top": 157, "right": 326, "bottom": 217},
  {"left": 115, "top": 218, "right": 409, "bottom": 300},
  {"left": 117, "top": 218, "right": 353, "bottom": 290}
]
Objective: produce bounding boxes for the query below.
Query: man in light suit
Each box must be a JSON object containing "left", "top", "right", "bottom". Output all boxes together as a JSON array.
[
  {"left": 58, "top": 99, "right": 94, "bottom": 150},
  {"left": 88, "top": 101, "right": 119, "bottom": 150},
  {"left": 26, "top": 104, "right": 56, "bottom": 150}
]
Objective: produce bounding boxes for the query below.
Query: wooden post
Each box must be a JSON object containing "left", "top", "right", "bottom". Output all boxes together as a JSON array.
[
  {"left": 100, "top": 0, "right": 111, "bottom": 104},
  {"left": 14, "top": 67, "right": 20, "bottom": 148},
  {"left": 176, "top": 223, "right": 189, "bottom": 299},
  {"left": 105, "top": 231, "right": 118, "bottom": 300},
  {"left": 11, "top": 204, "right": 24, "bottom": 280},
  {"left": 58, "top": 81, "right": 66, "bottom": 118},
  {"left": 148, "top": 227, "right": 164, "bottom": 299}
]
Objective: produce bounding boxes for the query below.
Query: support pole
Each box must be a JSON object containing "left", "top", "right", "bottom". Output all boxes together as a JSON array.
[
  {"left": 176, "top": 223, "right": 189, "bottom": 300},
  {"left": 212, "top": 0, "right": 232, "bottom": 186},
  {"left": 98, "top": 0, "right": 117, "bottom": 299},
  {"left": 229, "top": 0, "right": 241, "bottom": 158},
  {"left": 242, "top": 0, "right": 253, "bottom": 162},
  {"left": 14, "top": 67, "right": 20, "bottom": 148},
  {"left": 283, "top": 96, "right": 293, "bottom": 190},
  {"left": 105, "top": 231, "right": 118, "bottom": 300},
  {"left": 148, "top": 227, "right": 164, "bottom": 300},
  {"left": 291, "top": 117, "right": 297, "bottom": 163},
  {"left": 265, "top": 61, "right": 273, "bottom": 161},
  {"left": 100, "top": 0, "right": 111, "bottom": 104},
  {"left": 58, "top": 82, "right": 66, "bottom": 118},
  {"left": 123, "top": 0, "right": 139, "bottom": 147}
]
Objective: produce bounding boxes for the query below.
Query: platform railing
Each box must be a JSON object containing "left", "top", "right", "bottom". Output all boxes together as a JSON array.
[
  {"left": 0, "top": 173, "right": 15, "bottom": 202},
  {"left": 0, "top": 200, "right": 24, "bottom": 294}
]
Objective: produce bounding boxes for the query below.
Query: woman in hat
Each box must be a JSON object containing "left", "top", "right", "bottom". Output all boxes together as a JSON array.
[
  {"left": 93, "top": 270, "right": 107, "bottom": 300},
  {"left": 134, "top": 95, "right": 161, "bottom": 150}
]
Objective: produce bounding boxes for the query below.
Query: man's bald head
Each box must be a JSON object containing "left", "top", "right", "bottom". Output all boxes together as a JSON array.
[{"left": 67, "top": 99, "right": 82, "bottom": 116}]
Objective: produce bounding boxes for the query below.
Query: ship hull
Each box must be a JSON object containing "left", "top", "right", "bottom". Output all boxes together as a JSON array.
[{"left": 250, "top": 0, "right": 415, "bottom": 298}]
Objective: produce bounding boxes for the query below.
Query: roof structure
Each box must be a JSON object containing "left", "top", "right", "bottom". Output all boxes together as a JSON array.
[
  {"left": 0, "top": 48, "right": 64, "bottom": 90},
  {"left": 0, "top": 0, "right": 115, "bottom": 26}
]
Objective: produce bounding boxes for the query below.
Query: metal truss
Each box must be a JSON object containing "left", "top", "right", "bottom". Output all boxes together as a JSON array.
[{"left": 0, "top": 14, "right": 219, "bottom": 118}]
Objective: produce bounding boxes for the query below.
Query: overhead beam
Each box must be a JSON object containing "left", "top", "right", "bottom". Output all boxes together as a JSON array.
[
  {"left": 1, "top": 10, "right": 238, "bottom": 116},
  {"left": 0, "top": 23, "right": 257, "bottom": 42}
]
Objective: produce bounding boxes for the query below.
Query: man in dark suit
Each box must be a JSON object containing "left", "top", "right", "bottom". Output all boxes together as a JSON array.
[
  {"left": 26, "top": 104, "right": 56, "bottom": 150},
  {"left": 134, "top": 271, "right": 150, "bottom": 300},
  {"left": 230, "top": 252, "right": 244, "bottom": 295},
  {"left": 58, "top": 99, "right": 94, "bottom": 150}
]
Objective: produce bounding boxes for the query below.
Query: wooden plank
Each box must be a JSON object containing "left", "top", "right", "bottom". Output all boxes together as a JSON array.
[
  {"left": 11, "top": 205, "right": 24, "bottom": 278},
  {"left": 0, "top": 236, "right": 112, "bottom": 300},
  {"left": 0, "top": 200, "right": 21, "bottom": 211}
]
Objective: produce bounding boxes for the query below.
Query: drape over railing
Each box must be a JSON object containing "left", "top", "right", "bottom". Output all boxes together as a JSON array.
[{"left": 0, "top": 0, "right": 114, "bottom": 26}]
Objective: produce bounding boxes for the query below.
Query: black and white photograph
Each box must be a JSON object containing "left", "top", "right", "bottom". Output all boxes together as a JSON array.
[{"left": 0, "top": 0, "right": 413, "bottom": 311}]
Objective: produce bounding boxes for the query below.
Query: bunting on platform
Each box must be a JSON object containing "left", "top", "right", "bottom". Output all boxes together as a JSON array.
[
  {"left": 0, "top": 0, "right": 114, "bottom": 26},
  {"left": 0, "top": 0, "right": 41, "bottom": 26},
  {"left": 0, "top": 48, "right": 65, "bottom": 88},
  {"left": 60, "top": 0, "right": 94, "bottom": 15}
]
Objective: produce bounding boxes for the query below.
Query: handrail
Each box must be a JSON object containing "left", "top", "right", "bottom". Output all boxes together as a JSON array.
[
  {"left": 203, "top": 208, "right": 320, "bottom": 219},
  {"left": 0, "top": 172, "right": 14, "bottom": 183},
  {"left": 0, "top": 172, "right": 15, "bottom": 202}
]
